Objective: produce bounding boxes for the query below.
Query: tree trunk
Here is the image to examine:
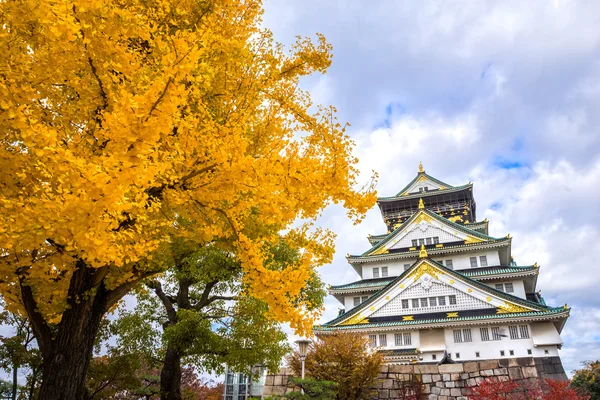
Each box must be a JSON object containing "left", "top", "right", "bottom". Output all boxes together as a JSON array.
[
  {"left": 12, "top": 364, "right": 17, "bottom": 400},
  {"left": 160, "top": 346, "right": 182, "bottom": 400},
  {"left": 28, "top": 366, "right": 37, "bottom": 400},
  {"left": 36, "top": 288, "right": 106, "bottom": 400},
  {"left": 19, "top": 258, "right": 150, "bottom": 400}
]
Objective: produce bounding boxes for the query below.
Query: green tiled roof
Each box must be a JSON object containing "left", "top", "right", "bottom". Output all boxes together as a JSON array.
[
  {"left": 330, "top": 278, "right": 395, "bottom": 291},
  {"left": 378, "top": 183, "right": 472, "bottom": 201},
  {"left": 380, "top": 348, "right": 420, "bottom": 356},
  {"left": 356, "top": 208, "right": 506, "bottom": 258},
  {"left": 330, "top": 265, "right": 537, "bottom": 293},
  {"left": 377, "top": 172, "right": 464, "bottom": 200},
  {"left": 322, "top": 259, "right": 554, "bottom": 328},
  {"left": 460, "top": 265, "right": 538, "bottom": 277},
  {"left": 315, "top": 307, "right": 569, "bottom": 331}
]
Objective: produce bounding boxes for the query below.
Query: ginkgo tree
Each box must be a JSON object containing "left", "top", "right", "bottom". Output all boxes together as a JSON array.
[{"left": 0, "top": 0, "right": 376, "bottom": 399}]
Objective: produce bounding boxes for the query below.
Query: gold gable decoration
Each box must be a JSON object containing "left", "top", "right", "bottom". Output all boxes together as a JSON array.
[
  {"left": 406, "top": 261, "right": 439, "bottom": 282},
  {"left": 339, "top": 313, "right": 369, "bottom": 326},
  {"left": 496, "top": 302, "right": 531, "bottom": 314},
  {"left": 464, "top": 235, "right": 484, "bottom": 244},
  {"left": 418, "top": 198, "right": 425, "bottom": 209},
  {"left": 419, "top": 161, "right": 424, "bottom": 173},
  {"left": 414, "top": 212, "right": 434, "bottom": 225}
]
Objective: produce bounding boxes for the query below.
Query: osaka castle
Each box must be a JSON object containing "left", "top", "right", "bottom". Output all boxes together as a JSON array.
[{"left": 314, "top": 163, "right": 570, "bottom": 365}]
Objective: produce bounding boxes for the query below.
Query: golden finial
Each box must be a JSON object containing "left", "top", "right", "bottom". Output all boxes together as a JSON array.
[
  {"left": 534, "top": 262, "right": 538, "bottom": 268},
  {"left": 419, "top": 244, "right": 428, "bottom": 258},
  {"left": 484, "top": 218, "right": 488, "bottom": 222},
  {"left": 563, "top": 304, "right": 568, "bottom": 309},
  {"left": 506, "top": 233, "right": 511, "bottom": 239},
  {"left": 418, "top": 161, "right": 424, "bottom": 173},
  {"left": 418, "top": 198, "right": 425, "bottom": 209}
]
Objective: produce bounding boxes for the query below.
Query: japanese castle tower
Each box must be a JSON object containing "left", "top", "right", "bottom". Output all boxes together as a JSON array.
[{"left": 314, "top": 164, "right": 569, "bottom": 365}]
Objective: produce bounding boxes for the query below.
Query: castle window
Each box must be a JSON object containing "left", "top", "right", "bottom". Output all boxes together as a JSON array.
[
  {"left": 404, "top": 264, "right": 411, "bottom": 271},
  {"left": 470, "top": 257, "right": 478, "bottom": 268},
  {"left": 369, "top": 335, "right": 377, "bottom": 348},
  {"left": 453, "top": 330, "right": 463, "bottom": 343},
  {"left": 361, "top": 296, "right": 369, "bottom": 303},
  {"left": 509, "top": 350, "right": 514, "bottom": 356},
  {"left": 412, "top": 299, "right": 419, "bottom": 308},
  {"left": 475, "top": 352, "right": 480, "bottom": 358},
  {"left": 480, "top": 256, "right": 488, "bottom": 267},
  {"left": 381, "top": 267, "right": 388, "bottom": 277},
  {"left": 463, "top": 329, "right": 473, "bottom": 342},
  {"left": 373, "top": 267, "right": 379, "bottom": 278},
  {"left": 449, "top": 295, "right": 457, "bottom": 305},
  {"left": 353, "top": 297, "right": 361, "bottom": 307},
  {"left": 480, "top": 328, "right": 490, "bottom": 341},
  {"left": 412, "top": 239, "right": 418, "bottom": 247},
  {"left": 527, "top": 349, "right": 532, "bottom": 355},
  {"left": 509, "top": 325, "right": 529, "bottom": 339},
  {"left": 403, "top": 332, "right": 412, "bottom": 345},
  {"left": 495, "top": 284, "right": 504, "bottom": 292},
  {"left": 491, "top": 327, "right": 502, "bottom": 340},
  {"left": 438, "top": 296, "right": 446, "bottom": 306},
  {"left": 419, "top": 239, "right": 425, "bottom": 246},
  {"left": 455, "top": 353, "right": 460, "bottom": 359},
  {"left": 429, "top": 297, "right": 437, "bottom": 307},
  {"left": 445, "top": 260, "right": 453, "bottom": 269},
  {"left": 544, "top": 350, "right": 549, "bottom": 354},
  {"left": 402, "top": 299, "right": 409, "bottom": 309},
  {"left": 395, "top": 333, "right": 403, "bottom": 346},
  {"left": 519, "top": 325, "right": 530, "bottom": 339},
  {"left": 426, "top": 238, "right": 432, "bottom": 245},
  {"left": 505, "top": 283, "right": 514, "bottom": 293},
  {"left": 379, "top": 334, "right": 387, "bottom": 347},
  {"left": 432, "top": 354, "right": 437, "bottom": 360},
  {"left": 500, "top": 350, "right": 505, "bottom": 357},
  {"left": 509, "top": 325, "right": 519, "bottom": 339},
  {"left": 433, "top": 237, "right": 440, "bottom": 244},
  {"left": 420, "top": 298, "right": 428, "bottom": 307}
]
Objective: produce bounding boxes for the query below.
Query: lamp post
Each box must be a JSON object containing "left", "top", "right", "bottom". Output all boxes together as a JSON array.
[{"left": 295, "top": 339, "right": 311, "bottom": 394}]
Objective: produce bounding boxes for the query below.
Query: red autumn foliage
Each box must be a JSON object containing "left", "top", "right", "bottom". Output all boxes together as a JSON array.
[{"left": 467, "top": 377, "right": 589, "bottom": 400}]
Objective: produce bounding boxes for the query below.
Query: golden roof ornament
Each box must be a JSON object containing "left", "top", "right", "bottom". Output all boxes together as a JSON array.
[
  {"left": 418, "top": 161, "right": 424, "bottom": 173},
  {"left": 419, "top": 244, "right": 428, "bottom": 258},
  {"left": 418, "top": 198, "right": 425, "bottom": 209}
]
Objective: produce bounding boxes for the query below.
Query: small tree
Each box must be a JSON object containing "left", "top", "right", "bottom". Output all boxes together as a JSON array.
[
  {"left": 572, "top": 361, "right": 600, "bottom": 400},
  {"left": 287, "top": 332, "right": 383, "bottom": 400}
]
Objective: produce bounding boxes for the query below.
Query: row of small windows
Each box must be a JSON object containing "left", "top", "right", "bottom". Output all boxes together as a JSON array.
[
  {"left": 454, "top": 325, "right": 530, "bottom": 343},
  {"left": 369, "top": 333, "right": 412, "bottom": 348},
  {"left": 401, "top": 295, "right": 457, "bottom": 309},
  {"left": 373, "top": 266, "right": 388, "bottom": 278},
  {"left": 436, "top": 348, "right": 539, "bottom": 361},
  {"left": 411, "top": 237, "right": 440, "bottom": 247},
  {"left": 386, "top": 255, "right": 489, "bottom": 276}
]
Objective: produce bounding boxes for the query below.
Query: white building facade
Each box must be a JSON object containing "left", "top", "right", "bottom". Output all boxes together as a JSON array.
[{"left": 315, "top": 164, "right": 569, "bottom": 365}]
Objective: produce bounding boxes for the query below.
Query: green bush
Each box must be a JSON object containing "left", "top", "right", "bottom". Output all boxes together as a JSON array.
[{"left": 284, "top": 377, "right": 338, "bottom": 400}]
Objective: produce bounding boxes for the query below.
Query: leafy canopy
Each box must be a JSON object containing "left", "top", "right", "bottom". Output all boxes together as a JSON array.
[{"left": 0, "top": 0, "right": 376, "bottom": 334}]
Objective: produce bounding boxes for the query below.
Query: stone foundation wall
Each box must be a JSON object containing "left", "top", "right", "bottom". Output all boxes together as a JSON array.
[{"left": 262, "top": 357, "right": 567, "bottom": 399}]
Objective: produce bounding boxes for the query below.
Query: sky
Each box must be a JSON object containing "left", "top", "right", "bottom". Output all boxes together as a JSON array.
[{"left": 261, "top": 0, "right": 600, "bottom": 375}]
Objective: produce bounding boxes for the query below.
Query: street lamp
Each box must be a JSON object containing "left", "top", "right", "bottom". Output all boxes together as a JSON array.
[{"left": 295, "top": 339, "right": 311, "bottom": 394}]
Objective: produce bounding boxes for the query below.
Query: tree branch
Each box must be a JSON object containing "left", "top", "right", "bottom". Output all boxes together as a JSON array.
[
  {"left": 147, "top": 280, "right": 177, "bottom": 324},
  {"left": 144, "top": 77, "right": 173, "bottom": 122},
  {"left": 17, "top": 276, "right": 52, "bottom": 358}
]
